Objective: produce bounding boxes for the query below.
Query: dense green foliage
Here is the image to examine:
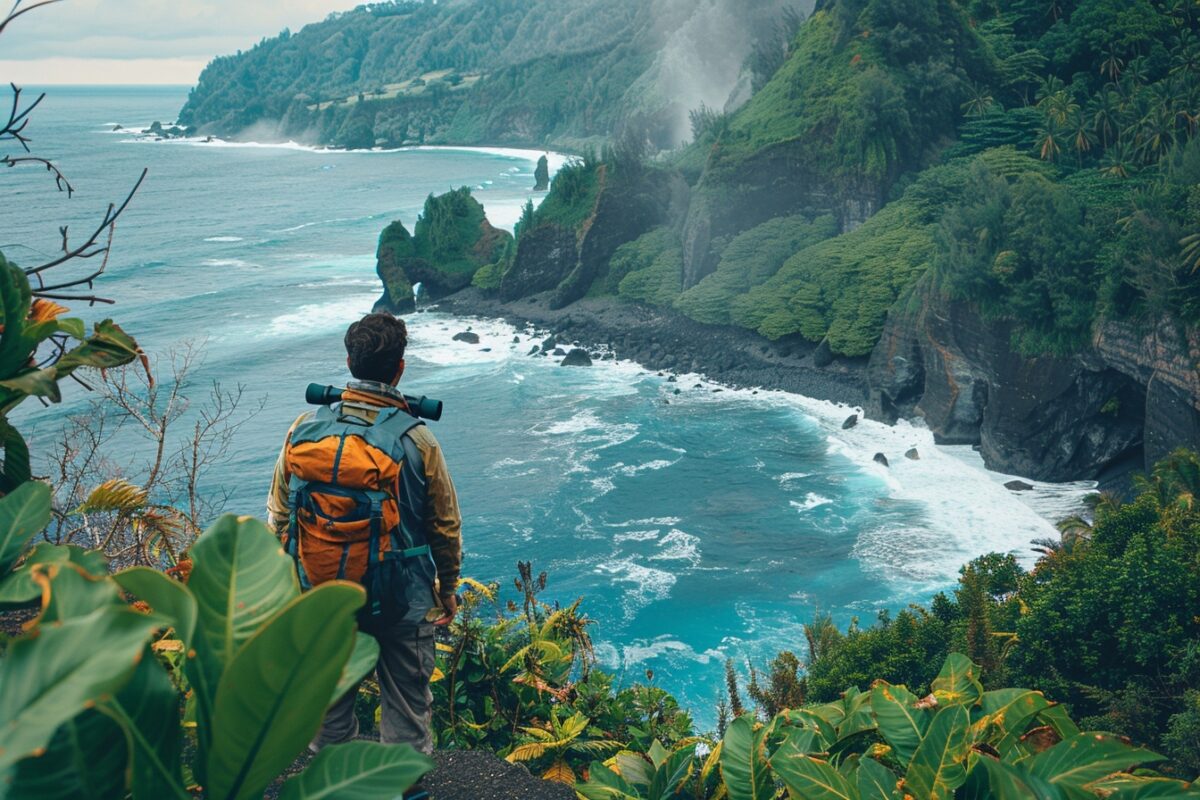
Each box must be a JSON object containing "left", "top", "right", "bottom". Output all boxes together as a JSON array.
[
  {"left": 708, "top": 0, "right": 994, "bottom": 186},
  {"left": 414, "top": 565, "right": 693, "bottom": 785},
  {"left": 0, "top": 507, "right": 432, "bottom": 798},
  {"left": 674, "top": 215, "right": 838, "bottom": 326},
  {"left": 800, "top": 449, "right": 1200, "bottom": 775},
  {"left": 180, "top": 0, "right": 796, "bottom": 149},
  {"left": 579, "top": 653, "right": 1198, "bottom": 799}
]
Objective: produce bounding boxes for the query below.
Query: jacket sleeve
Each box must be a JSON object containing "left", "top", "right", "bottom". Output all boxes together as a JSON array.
[
  {"left": 415, "top": 428, "right": 462, "bottom": 595},
  {"left": 266, "top": 414, "right": 307, "bottom": 538}
]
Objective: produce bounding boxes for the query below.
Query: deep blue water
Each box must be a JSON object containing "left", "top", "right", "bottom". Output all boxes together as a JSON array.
[{"left": 7, "top": 86, "right": 1088, "bottom": 723}]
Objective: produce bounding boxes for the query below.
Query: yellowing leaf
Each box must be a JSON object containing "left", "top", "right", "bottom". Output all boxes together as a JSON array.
[
  {"left": 77, "top": 479, "right": 148, "bottom": 515},
  {"left": 542, "top": 759, "right": 575, "bottom": 784}
]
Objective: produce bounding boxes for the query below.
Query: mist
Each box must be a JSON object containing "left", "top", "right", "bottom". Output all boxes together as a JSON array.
[{"left": 636, "top": 0, "right": 816, "bottom": 145}]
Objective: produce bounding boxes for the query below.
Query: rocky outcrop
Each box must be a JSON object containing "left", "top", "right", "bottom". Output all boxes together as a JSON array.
[
  {"left": 376, "top": 189, "right": 512, "bottom": 313},
  {"left": 499, "top": 166, "right": 679, "bottom": 307},
  {"left": 499, "top": 224, "right": 578, "bottom": 301},
  {"left": 867, "top": 276, "right": 1199, "bottom": 481}
]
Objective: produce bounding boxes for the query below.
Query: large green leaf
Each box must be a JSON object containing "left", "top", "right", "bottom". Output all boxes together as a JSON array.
[
  {"left": 187, "top": 514, "right": 299, "bottom": 667},
  {"left": 771, "top": 734, "right": 853, "bottom": 800},
  {"left": 278, "top": 741, "right": 432, "bottom": 800},
  {"left": 0, "top": 543, "right": 106, "bottom": 606},
  {"left": 870, "top": 683, "right": 931, "bottom": 766},
  {"left": 1036, "top": 703, "right": 1081, "bottom": 740},
  {"left": 0, "top": 257, "right": 34, "bottom": 382},
  {"left": 721, "top": 715, "right": 777, "bottom": 800},
  {"left": 35, "top": 561, "right": 121, "bottom": 623},
  {"left": 650, "top": 744, "right": 696, "bottom": 799},
  {"left": 576, "top": 761, "right": 642, "bottom": 800},
  {"left": 0, "top": 605, "right": 160, "bottom": 771},
  {"left": 1029, "top": 733, "right": 1164, "bottom": 794},
  {"left": 115, "top": 566, "right": 199, "bottom": 647},
  {"left": 205, "top": 582, "right": 365, "bottom": 800},
  {"left": 836, "top": 689, "right": 877, "bottom": 740},
  {"left": 0, "top": 418, "right": 31, "bottom": 494},
  {"left": 6, "top": 709, "right": 127, "bottom": 800},
  {"left": 185, "top": 514, "right": 299, "bottom": 777},
  {"left": 0, "top": 480, "right": 51, "bottom": 575},
  {"left": 855, "top": 757, "right": 898, "bottom": 800},
  {"left": 974, "top": 756, "right": 1064, "bottom": 799},
  {"left": 979, "top": 689, "right": 1052, "bottom": 756},
  {"left": 903, "top": 705, "right": 970, "bottom": 800},
  {"left": 930, "top": 653, "right": 983, "bottom": 708},
  {"left": 101, "top": 649, "right": 188, "bottom": 800},
  {"left": 1093, "top": 775, "right": 1200, "bottom": 798},
  {"left": 330, "top": 632, "right": 380, "bottom": 708}
]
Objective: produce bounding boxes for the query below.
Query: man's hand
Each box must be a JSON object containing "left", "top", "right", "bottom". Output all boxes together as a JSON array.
[{"left": 433, "top": 592, "right": 458, "bottom": 626}]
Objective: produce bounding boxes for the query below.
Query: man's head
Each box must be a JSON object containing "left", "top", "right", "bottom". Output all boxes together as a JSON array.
[{"left": 345, "top": 313, "right": 408, "bottom": 385}]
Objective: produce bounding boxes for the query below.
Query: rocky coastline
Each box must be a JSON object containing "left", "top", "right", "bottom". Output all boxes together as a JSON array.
[
  {"left": 435, "top": 284, "right": 1200, "bottom": 494},
  {"left": 436, "top": 287, "right": 870, "bottom": 406}
]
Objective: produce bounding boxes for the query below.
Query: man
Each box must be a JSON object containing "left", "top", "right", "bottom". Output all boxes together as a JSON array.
[{"left": 267, "top": 312, "right": 461, "bottom": 769}]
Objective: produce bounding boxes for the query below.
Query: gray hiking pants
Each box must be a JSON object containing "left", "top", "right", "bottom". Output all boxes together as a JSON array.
[{"left": 313, "top": 620, "right": 436, "bottom": 754}]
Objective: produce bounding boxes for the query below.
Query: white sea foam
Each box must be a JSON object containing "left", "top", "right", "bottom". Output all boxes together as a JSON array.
[
  {"left": 615, "top": 459, "right": 677, "bottom": 476},
  {"left": 266, "top": 292, "right": 380, "bottom": 336},
  {"left": 275, "top": 217, "right": 358, "bottom": 233},
  {"left": 650, "top": 529, "right": 701, "bottom": 565},
  {"left": 204, "top": 236, "right": 244, "bottom": 242},
  {"left": 594, "top": 559, "right": 676, "bottom": 618},
  {"left": 777, "top": 472, "right": 812, "bottom": 484},
  {"left": 620, "top": 636, "right": 724, "bottom": 667},
  {"left": 613, "top": 529, "right": 662, "bottom": 543},
  {"left": 790, "top": 493, "right": 833, "bottom": 511}
]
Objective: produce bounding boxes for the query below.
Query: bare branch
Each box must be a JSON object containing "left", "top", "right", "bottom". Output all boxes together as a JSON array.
[
  {"left": 0, "top": 82, "right": 45, "bottom": 152},
  {"left": 2, "top": 154, "right": 73, "bottom": 195},
  {"left": 25, "top": 167, "right": 147, "bottom": 275},
  {"left": 0, "top": 0, "right": 65, "bottom": 37}
]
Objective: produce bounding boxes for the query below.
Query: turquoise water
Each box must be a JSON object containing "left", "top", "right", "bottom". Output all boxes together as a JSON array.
[{"left": 8, "top": 86, "right": 1087, "bottom": 722}]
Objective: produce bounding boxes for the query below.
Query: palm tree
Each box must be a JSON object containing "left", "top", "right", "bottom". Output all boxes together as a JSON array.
[
  {"left": 1038, "top": 118, "right": 1063, "bottom": 161},
  {"left": 1090, "top": 89, "right": 1122, "bottom": 148},
  {"left": 1170, "top": 29, "right": 1200, "bottom": 77},
  {"left": 506, "top": 709, "right": 622, "bottom": 784},
  {"left": 1135, "top": 106, "right": 1177, "bottom": 164},
  {"left": 962, "top": 81, "right": 996, "bottom": 117},
  {"left": 1133, "top": 449, "right": 1200, "bottom": 533},
  {"left": 1100, "top": 46, "right": 1125, "bottom": 82},
  {"left": 1069, "top": 110, "right": 1097, "bottom": 163},
  {"left": 1182, "top": 231, "right": 1200, "bottom": 273}
]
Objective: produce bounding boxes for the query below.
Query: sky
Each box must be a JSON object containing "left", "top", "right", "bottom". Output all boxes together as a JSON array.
[{"left": 0, "top": 0, "right": 368, "bottom": 84}]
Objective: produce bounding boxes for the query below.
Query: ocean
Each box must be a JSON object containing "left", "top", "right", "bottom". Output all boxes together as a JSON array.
[{"left": 7, "top": 86, "right": 1091, "bottom": 722}]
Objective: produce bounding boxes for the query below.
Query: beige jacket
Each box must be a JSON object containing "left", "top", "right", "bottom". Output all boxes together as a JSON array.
[{"left": 266, "top": 389, "right": 463, "bottom": 603}]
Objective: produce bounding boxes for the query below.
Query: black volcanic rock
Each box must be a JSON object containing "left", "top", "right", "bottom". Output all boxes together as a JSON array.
[
  {"left": 873, "top": 453, "right": 890, "bottom": 467},
  {"left": 1005, "top": 480, "right": 1034, "bottom": 492},
  {"left": 452, "top": 331, "right": 480, "bottom": 344},
  {"left": 560, "top": 348, "right": 593, "bottom": 367},
  {"left": 842, "top": 414, "right": 859, "bottom": 430}
]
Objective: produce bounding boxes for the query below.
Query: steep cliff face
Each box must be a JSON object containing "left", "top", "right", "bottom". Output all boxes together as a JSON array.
[
  {"left": 867, "top": 277, "right": 1199, "bottom": 481},
  {"left": 680, "top": 144, "right": 856, "bottom": 288},
  {"left": 499, "top": 167, "right": 678, "bottom": 306}
]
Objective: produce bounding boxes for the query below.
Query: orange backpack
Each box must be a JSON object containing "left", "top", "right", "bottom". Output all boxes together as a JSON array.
[{"left": 283, "top": 403, "right": 436, "bottom": 625}]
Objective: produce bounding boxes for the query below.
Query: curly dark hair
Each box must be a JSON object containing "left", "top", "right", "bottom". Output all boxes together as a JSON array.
[{"left": 344, "top": 313, "right": 408, "bottom": 383}]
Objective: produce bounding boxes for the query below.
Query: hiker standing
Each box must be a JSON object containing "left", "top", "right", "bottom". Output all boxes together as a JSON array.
[{"left": 267, "top": 312, "right": 461, "bottom": 761}]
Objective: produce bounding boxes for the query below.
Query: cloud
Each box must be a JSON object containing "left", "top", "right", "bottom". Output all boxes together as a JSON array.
[{"left": 0, "top": 1, "right": 366, "bottom": 71}]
